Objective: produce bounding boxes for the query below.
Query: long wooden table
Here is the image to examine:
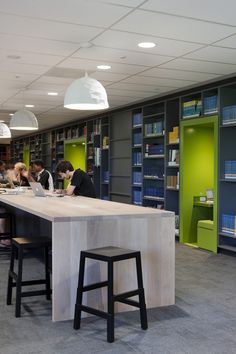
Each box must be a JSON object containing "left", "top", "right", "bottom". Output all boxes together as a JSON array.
[{"left": 0, "top": 192, "right": 175, "bottom": 321}]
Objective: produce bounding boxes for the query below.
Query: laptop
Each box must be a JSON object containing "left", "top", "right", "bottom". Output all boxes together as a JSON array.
[{"left": 30, "top": 182, "right": 64, "bottom": 197}]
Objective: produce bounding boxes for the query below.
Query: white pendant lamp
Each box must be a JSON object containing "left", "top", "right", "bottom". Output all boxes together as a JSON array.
[
  {"left": 0, "top": 123, "right": 11, "bottom": 138},
  {"left": 10, "top": 109, "right": 38, "bottom": 130},
  {"left": 64, "top": 73, "right": 109, "bottom": 110}
]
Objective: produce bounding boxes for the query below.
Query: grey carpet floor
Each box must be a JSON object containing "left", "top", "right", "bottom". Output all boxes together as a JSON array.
[{"left": 1, "top": 243, "right": 236, "bottom": 354}]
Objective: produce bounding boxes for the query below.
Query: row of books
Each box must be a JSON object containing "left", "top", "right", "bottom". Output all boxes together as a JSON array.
[
  {"left": 168, "top": 149, "right": 179, "bottom": 166},
  {"left": 182, "top": 99, "right": 202, "bottom": 118},
  {"left": 133, "top": 171, "right": 142, "bottom": 185},
  {"left": 222, "top": 105, "right": 236, "bottom": 125},
  {"left": 102, "top": 171, "right": 109, "bottom": 183},
  {"left": 221, "top": 213, "right": 236, "bottom": 235},
  {"left": 102, "top": 136, "right": 109, "bottom": 149},
  {"left": 94, "top": 148, "right": 101, "bottom": 167},
  {"left": 224, "top": 160, "right": 236, "bottom": 179},
  {"left": 168, "top": 126, "right": 179, "bottom": 144},
  {"left": 166, "top": 173, "right": 179, "bottom": 189},
  {"left": 133, "top": 190, "right": 142, "bottom": 205},
  {"left": 133, "top": 152, "right": 142, "bottom": 166},
  {"left": 204, "top": 95, "right": 218, "bottom": 114},
  {"left": 94, "top": 119, "right": 101, "bottom": 135},
  {"left": 143, "top": 166, "right": 164, "bottom": 178},
  {"left": 143, "top": 185, "right": 164, "bottom": 198},
  {"left": 145, "top": 144, "right": 164, "bottom": 156},
  {"left": 133, "top": 112, "right": 142, "bottom": 127},
  {"left": 144, "top": 121, "right": 163, "bottom": 136},
  {"left": 133, "top": 132, "right": 142, "bottom": 146}
]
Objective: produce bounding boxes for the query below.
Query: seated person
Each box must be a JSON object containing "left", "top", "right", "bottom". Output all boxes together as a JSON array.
[
  {"left": 28, "top": 160, "right": 54, "bottom": 191},
  {"left": 56, "top": 160, "right": 96, "bottom": 198},
  {"left": 0, "top": 160, "right": 6, "bottom": 181},
  {"left": 5, "top": 163, "right": 18, "bottom": 184},
  {"left": 14, "top": 162, "right": 30, "bottom": 187}
]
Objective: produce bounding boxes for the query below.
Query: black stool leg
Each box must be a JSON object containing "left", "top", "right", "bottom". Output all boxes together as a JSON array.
[
  {"left": 44, "top": 246, "right": 51, "bottom": 300},
  {"left": 7, "top": 244, "right": 15, "bottom": 305},
  {"left": 107, "top": 260, "right": 114, "bottom": 343},
  {"left": 74, "top": 252, "right": 86, "bottom": 330},
  {"left": 15, "top": 247, "right": 23, "bottom": 318},
  {"left": 136, "top": 253, "right": 148, "bottom": 330}
]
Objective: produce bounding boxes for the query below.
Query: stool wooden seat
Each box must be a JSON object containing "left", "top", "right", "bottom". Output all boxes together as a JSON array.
[
  {"left": 74, "top": 246, "right": 148, "bottom": 343},
  {"left": 7, "top": 237, "right": 52, "bottom": 317}
]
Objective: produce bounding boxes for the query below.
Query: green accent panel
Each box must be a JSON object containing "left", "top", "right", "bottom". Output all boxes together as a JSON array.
[
  {"left": 23, "top": 146, "right": 30, "bottom": 167},
  {"left": 180, "top": 116, "right": 218, "bottom": 253},
  {"left": 64, "top": 138, "right": 86, "bottom": 188},
  {"left": 198, "top": 220, "right": 215, "bottom": 251}
]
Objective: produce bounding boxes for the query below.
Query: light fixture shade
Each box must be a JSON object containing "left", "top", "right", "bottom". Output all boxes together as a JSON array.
[
  {"left": 10, "top": 109, "right": 38, "bottom": 130},
  {"left": 0, "top": 123, "right": 11, "bottom": 138},
  {"left": 64, "top": 75, "right": 109, "bottom": 110}
]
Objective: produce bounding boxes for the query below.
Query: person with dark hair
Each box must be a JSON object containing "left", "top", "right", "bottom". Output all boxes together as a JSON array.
[
  {"left": 0, "top": 160, "right": 6, "bottom": 180},
  {"left": 31, "top": 159, "right": 54, "bottom": 190},
  {"left": 56, "top": 160, "right": 96, "bottom": 198}
]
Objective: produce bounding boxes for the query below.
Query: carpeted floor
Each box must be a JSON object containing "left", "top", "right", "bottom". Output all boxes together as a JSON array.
[{"left": 1, "top": 243, "right": 236, "bottom": 354}]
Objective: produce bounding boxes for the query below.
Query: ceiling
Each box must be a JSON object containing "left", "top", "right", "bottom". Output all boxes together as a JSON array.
[{"left": 1, "top": 0, "right": 236, "bottom": 138}]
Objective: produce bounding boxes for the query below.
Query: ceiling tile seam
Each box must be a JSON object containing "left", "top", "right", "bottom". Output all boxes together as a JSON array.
[
  {"left": 60, "top": 57, "right": 152, "bottom": 69},
  {"left": 143, "top": 67, "right": 223, "bottom": 76},
  {"left": 131, "top": 74, "right": 202, "bottom": 83},
  {"left": 180, "top": 57, "right": 236, "bottom": 66},
  {"left": 0, "top": 8, "right": 129, "bottom": 29},
  {"left": 137, "top": 8, "right": 236, "bottom": 29},
  {"left": 104, "top": 28, "right": 212, "bottom": 47},
  {"left": 97, "top": 0, "right": 148, "bottom": 10},
  {"left": 0, "top": 30, "right": 107, "bottom": 46},
  {"left": 0, "top": 46, "right": 70, "bottom": 59}
]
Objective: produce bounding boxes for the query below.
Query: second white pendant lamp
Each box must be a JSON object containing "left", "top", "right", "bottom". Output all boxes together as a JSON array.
[
  {"left": 0, "top": 122, "right": 11, "bottom": 138},
  {"left": 64, "top": 73, "right": 109, "bottom": 110},
  {"left": 10, "top": 109, "right": 38, "bottom": 130}
]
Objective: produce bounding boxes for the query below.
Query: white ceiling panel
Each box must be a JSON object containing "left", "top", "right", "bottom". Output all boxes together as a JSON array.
[
  {"left": 89, "top": 71, "right": 129, "bottom": 82},
  {"left": 0, "top": 62, "right": 50, "bottom": 75},
  {"left": 122, "top": 75, "right": 197, "bottom": 88},
  {"left": 113, "top": 10, "right": 235, "bottom": 44},
  {"left": 36, "top": 76, "right": 74, "bottom": 86},
  {"left": 57, "top": 57, "right": 148, "bottom": 75},
  {"left": 160, "top": 58, "right": 236, "bottom": 75},
  {"left": 185, "top": 46, "right": 236, "bottom": 65},
  {"left": 0, "top": 72, "right": 40, "bottom": 83},
  {"left": 0, "top": 49, "right": 64, "bottom": 67},
  {"left": 106, "top": 82, "right": 160, "bottom": 93},
  {"left": 94, "top": 0, "right": 144, "bottom": 6},
  {"left": 0, "top": 13, "right": 103, "bottom": 43},
  {"left": 141, "top": 0, "right": 236, "bottom": 26},
  {"left": 92, "top": 30, "right": 205, "bottom": 57},
  {"left": 0, "top": 0, "right": 131, "bottom": 27},
  {"left": 73, "top": 46, "right": 173, "bottom": 66},
  {"left": 0, "top": 33, "right": 80, "bottom": 56},
  {"left": 140, "top": 67, "right": 222, "bottom": 82},
  {"left": 106, "top": 88, "right": 145, "bottom": 98},
  {"left": 214, "top": 34, "right": 236, "bottom": 49}
]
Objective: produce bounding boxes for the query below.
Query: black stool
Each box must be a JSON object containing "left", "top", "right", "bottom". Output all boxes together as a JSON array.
[
  {"left": 0, "top": 212, "right": 15, "bottom": 246},
  {"left": 74, "top": 246, "right": 148, "bottom": 343},
  {"left": 7, "top": 237, "right": 52, "bottom": 317}
]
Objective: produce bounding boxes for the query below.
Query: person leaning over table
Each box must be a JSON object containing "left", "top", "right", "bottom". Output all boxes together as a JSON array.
[
  {"left": 14, "top": 162, "right": 30, "bottom": 187},
  {"left": 56, "top": 160, "right": 96, "bottom": 198},
  {"left": 28, "top": 159, "right": 54, "bottom": 191}
]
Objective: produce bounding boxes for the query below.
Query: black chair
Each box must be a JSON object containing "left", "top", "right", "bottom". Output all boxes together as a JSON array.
[
  {"left": 74, "top": 246, "right": 148, "bottom": 343},
  {"left": 7, "top": 237, "right": 51, "bottom": 317}
]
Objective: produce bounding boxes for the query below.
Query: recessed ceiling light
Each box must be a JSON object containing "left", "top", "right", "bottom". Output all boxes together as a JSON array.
[
  {"left": 7, "top": 55, "right": 21, "bottom": 60},
  {"left": 0, "top": 120, "right": 5, "bottom": 123},
  {"left": 97, "top": 65, "right": 111, "bottom": 70},
  {"left": 9, "top": 113, "right": 14, "bottom": 116},
  {"left": 138, "top": 42, "right": 156, "bottom": 48},
  {"left": 25, "top": 104, "right": 34, "bottom": 108},
  {"left": 48, "top": 92, "right": 58, "bottom": 96}
]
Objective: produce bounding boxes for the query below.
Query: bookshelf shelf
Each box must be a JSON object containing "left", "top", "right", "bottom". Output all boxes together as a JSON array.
[
  {"left": 144, "top": 155, "right": 164, "bottom": 159},
  {"left": 220, "top": 179, "right": 236, "bottom": 182},
  {"left": 219, "top": 232, "right": 236, "bottom": 239},
  {"left": 167, "top": 165, "right": 179, "bottom": 168},
  {"left": 143, "top": 134, "right": 164, "bottom": 138},
  {"left": 166, "top": 187, "right": 179, "bottom": 191},
  {"left": 218, "top": 244, "right": 236, "bottom": 252},
  {"left": 143, "top": 176, "right": 164, "bottom": 180},
  {"left": 143, "top": 196, "right": 164, "bottom": 201},
  {"left": 143, "top": 112, "right": 164, "bottom": 119}
]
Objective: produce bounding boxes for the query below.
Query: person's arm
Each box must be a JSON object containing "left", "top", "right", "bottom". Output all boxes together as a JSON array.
[
  {"left": 66, "top": 184, "right": 75, "bottom": 195},
  {"left": 21, "top": 168, "right": 35, "bottom": 182}
]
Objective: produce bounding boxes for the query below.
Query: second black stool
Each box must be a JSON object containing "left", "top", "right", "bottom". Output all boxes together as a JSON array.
[
  {"left": 74, "top": 246, "right": 148, "bottom": 342},
  {"left": 7, "top": 237, "right": 51, "bottom": 317}
]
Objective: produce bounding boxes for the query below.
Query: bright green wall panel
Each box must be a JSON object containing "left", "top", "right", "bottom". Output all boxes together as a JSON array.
[
  {"left": 180, "top": 116, "right": 218, "bottom": 253},
  {"left": 64, "top": 140, "right": 86, "bottom": 188},
  {"left": 23, "top": 146, "right": 30, "bottom": 167}
]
